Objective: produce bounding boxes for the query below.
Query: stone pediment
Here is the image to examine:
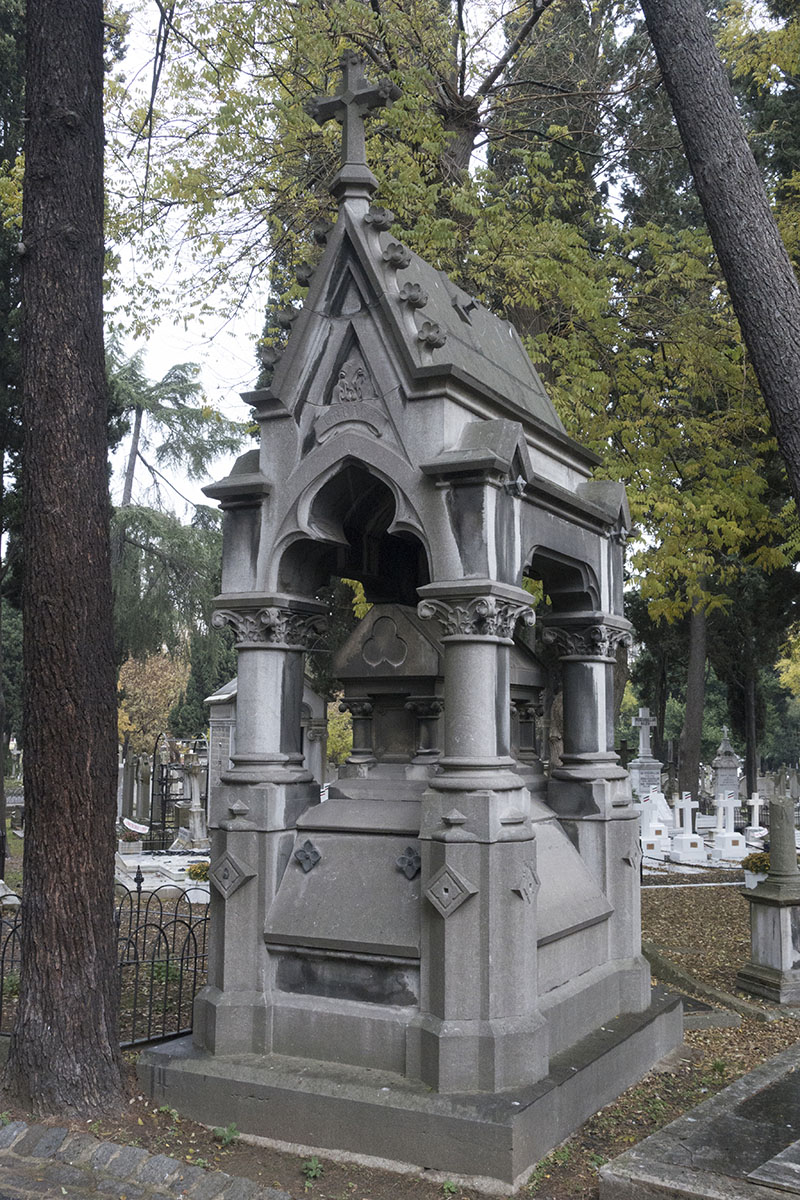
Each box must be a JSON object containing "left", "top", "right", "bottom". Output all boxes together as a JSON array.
[{"left": 333, "top": 604, "right": 442, "bottom": 680}]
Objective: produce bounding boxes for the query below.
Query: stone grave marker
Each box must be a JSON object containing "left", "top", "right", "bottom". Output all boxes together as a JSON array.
[{"left": 138, "top": 52, "right": 681, "bottom": 1189}]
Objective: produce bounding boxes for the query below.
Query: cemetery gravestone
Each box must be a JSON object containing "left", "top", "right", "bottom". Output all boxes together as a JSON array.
[
  {"left": 138, "top": 53, "right": 681, "bottom": 1189},
  {"left": 628, "top": 707, "right": 663, "bottom": 801},
  {"left": 738, "top": 794, "right": 800, "bottom": 1003},
  {"left": 711, "top": 790, "right": 746, "bottom": 862},
  {"left": 670, "top": 792, "right": 707, "bottom": 864},
  {"left": 639, "top": 787, "right": 672, "bottom": 861}
]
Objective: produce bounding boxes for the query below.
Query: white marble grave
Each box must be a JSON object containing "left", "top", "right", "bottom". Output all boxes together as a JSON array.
[
  {"left": 670, "top": 792, "right": 707, "bottom": 864},
  {"left": 711, "top": 791, "right": 746, "bottom": 862},
  {"left": 639, "top": 787, "right": 672, "bottom": 861}
]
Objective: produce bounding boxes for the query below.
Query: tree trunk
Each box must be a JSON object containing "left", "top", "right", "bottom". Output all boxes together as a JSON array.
[
  {"left": 744, "top": 670, "right": 758, "bottom": 798},
  {"left": 678, "top": 602, "right": 706, "bottom": 798},
  {"left": 120, "top": 405, "right": 142, "bottom": 507},
  {"left": 639, "top": 0, "right": 800, "bottom": 509},
  {"left": 3, "top": 0, "right": 123, "bottom": 1115}
]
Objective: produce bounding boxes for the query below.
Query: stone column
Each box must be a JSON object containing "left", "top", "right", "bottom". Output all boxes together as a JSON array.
[
  {"left": 405, "top": 697, "right": 443, "bottom": 764},
  {"left": 737, "top": 794, "right": 800, "bottom": 1003},
  {"left": 542, "top": 614, "right": 631, "bottom": 812},
  {"left": 194, "top": 594, "right": 327, "bottom": 1055},
  {"left": 338, "top": 698, "right": 376, "bottom": 773},
  {"left": 542, "top": 613, "right": 647, "bottom": 1004},
  {"left": 407, "top": 582, "right": 548, "bottom": 1094}
]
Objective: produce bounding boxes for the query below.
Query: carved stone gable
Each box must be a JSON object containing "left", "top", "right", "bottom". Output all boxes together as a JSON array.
[{"left": 328, "top": 346, "right": 378, "bottom": 406}]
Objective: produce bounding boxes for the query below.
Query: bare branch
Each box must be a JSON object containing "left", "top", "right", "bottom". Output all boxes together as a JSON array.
[{"left": 476, "top": 0, "right": 558, "bottom": 100}]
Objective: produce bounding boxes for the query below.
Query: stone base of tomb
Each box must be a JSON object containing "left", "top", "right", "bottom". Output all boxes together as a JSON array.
[
  {"left": 737, "top": 883, "right": 800, "bottom": 1004},
  {"left": 138, "top": 987, "right": 681, "bottom": 1192}
]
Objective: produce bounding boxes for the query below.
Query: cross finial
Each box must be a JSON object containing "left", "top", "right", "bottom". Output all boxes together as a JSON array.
[{"left": 307, "top": 52, "right": 401, "bottom": 202}]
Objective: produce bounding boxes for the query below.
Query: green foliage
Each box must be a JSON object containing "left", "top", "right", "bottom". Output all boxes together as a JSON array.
[
  {"left": 326, "top": 702, "right": 353, "bottom": 767},
  {"left": 112, "top": 505, "right": 223, "bottom": 664},
  {"left": 185, "top": 860, "right": 209, "bottom": 882},
  {"left": 301, "top": 1156, "right": 324, "bottom": 1181},
  {"left": 151, "top": 961, "right": 180, "bottom": 986},
  {"left": 212, "top": 1123, "right": 239, "bottom": 1147},
  {"left": 169, "top": 626, "right": 237, "bottom": 739}
]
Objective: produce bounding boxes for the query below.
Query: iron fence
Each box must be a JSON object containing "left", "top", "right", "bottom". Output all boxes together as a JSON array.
[{"left": 0, "top": 883, "right": 208, "bottom": 1048}]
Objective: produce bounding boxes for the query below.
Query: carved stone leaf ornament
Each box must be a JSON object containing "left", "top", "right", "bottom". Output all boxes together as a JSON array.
[
  {"left": 417, "top": 320, "right": 447, "bottom": 349},
  {"left": 295, "top": 840, "right": 322, "bottom": 873},
  {"left": 418, "top": 596, "right": 535, "bottom": 640},
  {"left": 364, "top": 206, "right": 396, "bottom": 230},
  {"left": 542, "top": 623, "right": 632, "bottom": 660},
  {"left": 396, "top": 846, "right": 422, "bottom": 880},
  {"left": 382, "top": 241, "right": 411, "bottom": 269},
  {"left": 212, "top": 607, "right": 327, "bottom": 649}
]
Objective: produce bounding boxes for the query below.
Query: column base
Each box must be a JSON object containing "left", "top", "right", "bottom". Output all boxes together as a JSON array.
[
  {"left": 406, "top": 1011, "right": 549, "bottom": 1093},
  {"left": 193, "top": 985, "right": 269, "bottom": 1055}
]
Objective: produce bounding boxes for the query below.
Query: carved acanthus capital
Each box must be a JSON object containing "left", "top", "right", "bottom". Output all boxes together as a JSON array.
[
  {"left": 542, "top": 622, "right": 631, "bottom": 661},
  {"left": 339, "top": 699, "right": 374, "bottom": 719},
  {"left": 212, "top": 606, "right": 327, "bottom": 649},
  {"left": 418, "top": 595, "right": 535, "bottom": 641},
  {"left": 404, "top": 697, "right": 444, "bottom": 719}
]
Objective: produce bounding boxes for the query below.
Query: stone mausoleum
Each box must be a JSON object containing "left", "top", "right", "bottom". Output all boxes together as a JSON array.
[{"left": 140, "top": 55, "right": 681, "bottom": 1191}]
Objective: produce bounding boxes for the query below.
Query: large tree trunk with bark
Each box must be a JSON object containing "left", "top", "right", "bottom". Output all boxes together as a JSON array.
[
  {"left": 678, "top": 603, "right": 706, "bottom": 799},
  {"left": 639, "top": 0, "right": 800, "bottom": 509},
  {"left": 2, "top": 0, "right": 123, "bottom": 1114}
]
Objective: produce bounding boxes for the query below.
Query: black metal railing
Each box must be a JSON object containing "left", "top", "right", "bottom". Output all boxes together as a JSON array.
[{"left": 0, "top": 883, "right": 209, "bottom": 1048}]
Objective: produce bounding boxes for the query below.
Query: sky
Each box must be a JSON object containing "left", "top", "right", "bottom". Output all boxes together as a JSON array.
[{"left": 108, "top": 5, "right": 265, "bottom": 518}]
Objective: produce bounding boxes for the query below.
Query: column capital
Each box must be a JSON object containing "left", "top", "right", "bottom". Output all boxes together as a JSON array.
[
  {"left": 211, "top": 595, "right": 328, "bottom": 649},
  {"left": 541, "top": 614, "right": 631, "bottom": 662},
  {"left": 417, "top": 581, "right": 535, "bottom": 642}
]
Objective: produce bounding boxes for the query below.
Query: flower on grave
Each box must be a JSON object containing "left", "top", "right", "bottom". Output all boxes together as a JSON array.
[
  {"left": 186, "top": 860, "right": 210, "bottom": 881},
  {"left": 118, "top": 825, "right": 142, "bottom": 843},
  {"left": 741, "top": 851, "right": 771, "bottom": 874}
]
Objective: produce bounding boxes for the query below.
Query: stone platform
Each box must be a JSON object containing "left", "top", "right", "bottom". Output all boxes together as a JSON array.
[
  {"left": 600, "top": 1039, "right": 800, "bottom": 1199},
  {"left": 139, "top": 987, "right": 680, "bottom": 1194}
]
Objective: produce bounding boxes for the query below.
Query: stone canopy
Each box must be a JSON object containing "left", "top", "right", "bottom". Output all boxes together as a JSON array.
[{"left": 140, "top": 52, "right": 680, "bottom": 1191}]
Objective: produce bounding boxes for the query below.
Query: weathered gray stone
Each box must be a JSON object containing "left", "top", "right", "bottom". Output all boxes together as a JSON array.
[
  {"left": 135, "top": 1152, "right": 185, "bottom": 1186},
  {"left": 0, "top": 1120, "right": 30, "bottom": 1150},
  {"left": 102, "top": 1143, "right": 151, "bottom": 1177},
  {"left": 146, "top": 50, "right": 681, "bottom": 1187}
]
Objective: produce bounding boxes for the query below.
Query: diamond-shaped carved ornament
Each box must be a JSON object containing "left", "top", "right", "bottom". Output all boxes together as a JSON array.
[
  {"left": 512, "top": 860, "right": 540, "bottom": 905},
  {"left": 425, "top": 863, "right": 478, "bottom": 918},
  {"left": 623, "top": 843, "right": 643, "bottom": 873},
  {"left": 209, "top": 851, "right": 256, "bottom": 900}
]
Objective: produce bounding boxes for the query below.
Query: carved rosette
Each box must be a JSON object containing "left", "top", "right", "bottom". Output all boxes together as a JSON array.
[
  {"left": 212, "top": 606, "right": 327, "bottom": 649},
  {"left": 542, "top": 623, "right": 631, "bottom": 661},
  {"left": 418, "top": 596, "right": 535, "bottom": 641}
]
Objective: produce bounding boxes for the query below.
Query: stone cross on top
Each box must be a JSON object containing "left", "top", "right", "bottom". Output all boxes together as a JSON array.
[
  {"left": 632, "top": 707, "right": 657, "bottom": 758},
  {"left": 307, "top": 52, "right": 401, "bottom": 200}
]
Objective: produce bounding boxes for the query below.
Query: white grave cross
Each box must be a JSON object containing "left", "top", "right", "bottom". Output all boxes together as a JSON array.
[
  {"left": 632, "top": 707, "right": 658, "bottom": 758},
  {"left": 715, "top": 790, "right": 737, "bottom": 834},
  {"left": 748, "top": 792, "right": 763, "bottom": 829},
  {"left": 677, "top": 791, "right": 699, "bottom": 834}
]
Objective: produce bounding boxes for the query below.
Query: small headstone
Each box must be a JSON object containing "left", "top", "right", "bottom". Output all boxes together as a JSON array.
[
  {"left": 711, "top": 791, "right": 746, "bottom": 862},
  {"left": 628, "top": 707, "right": 664, "bottom": 801},
  {"left": 712, "top": 727, "right": 740, "bottom": 804},
  {"left": 639, "top": 788, "right": 672, "bottom": 861},
  {"left": 745, "top": 792, "right": 767, "bottom": 843},
  {"left": 670, "top": 792, "right": 707, "bottom": 864}
]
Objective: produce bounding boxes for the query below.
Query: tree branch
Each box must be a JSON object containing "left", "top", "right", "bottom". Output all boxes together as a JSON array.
[{"left": 476, "top": 0, "right": 557, "bottom": 100}]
